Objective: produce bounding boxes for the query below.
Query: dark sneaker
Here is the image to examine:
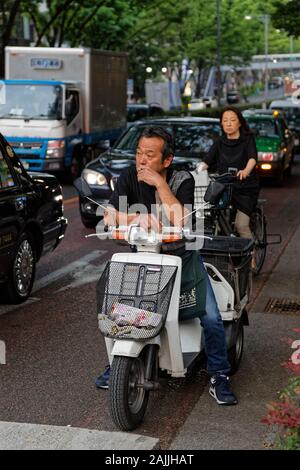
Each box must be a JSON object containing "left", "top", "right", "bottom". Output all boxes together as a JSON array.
[
  {"left": 209, "top": 374, "right": 238, "bottom": 405},
  {"left": 95, "top": 365, "right": 111, "bottom": 389}
]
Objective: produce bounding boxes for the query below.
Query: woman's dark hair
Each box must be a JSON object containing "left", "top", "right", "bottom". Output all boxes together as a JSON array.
[
  {"left": 139, "top": 126, "right": 175, "bottom": 161},
  {"left": 220, "top": 106, "right": 252, "bottom": 135}
]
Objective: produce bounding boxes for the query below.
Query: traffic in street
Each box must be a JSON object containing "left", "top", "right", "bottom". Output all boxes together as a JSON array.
[
  {"left": 0, "top": 157, "right": 299, "bottom": 449},
  {"left": 1, "top": 1, "right": 300, "bottom": 451}
]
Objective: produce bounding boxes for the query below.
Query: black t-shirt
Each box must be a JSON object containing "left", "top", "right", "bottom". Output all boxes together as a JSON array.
[
  {"left": 203, "top": 133, "right": 259, "bottom": 189},
  {"left": 109, "top": 166, "right": 195, "bottom": 213},
  {"left": 109, "top": 167, "right": 195, "bottom": 252}
]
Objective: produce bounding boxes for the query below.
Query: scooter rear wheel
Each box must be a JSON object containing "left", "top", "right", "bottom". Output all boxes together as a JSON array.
[{"left": 109, "top": 355, "right": 149, "bottom": 431}]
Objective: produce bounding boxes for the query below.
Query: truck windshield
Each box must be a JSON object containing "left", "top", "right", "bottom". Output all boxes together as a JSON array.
[{"left": 0, "top": 84, "right": 63, "bottom": 120}]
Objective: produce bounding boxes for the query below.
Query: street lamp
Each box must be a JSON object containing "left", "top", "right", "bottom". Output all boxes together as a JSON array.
[
  {"left": 216, "top": 0, "right": 222, "bottom": 106},
  {"left": 245, "top": 14, "right": 270, "bottom": 108}
]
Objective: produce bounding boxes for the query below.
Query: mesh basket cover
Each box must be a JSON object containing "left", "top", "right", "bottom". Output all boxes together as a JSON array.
[{"left": 97, "top": 261, "right": 177, "bottom": 340}]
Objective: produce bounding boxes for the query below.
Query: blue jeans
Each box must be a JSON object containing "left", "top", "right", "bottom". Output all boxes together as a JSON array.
[{"left": 199, "top": 257, "right": 231, "bottom": 376}]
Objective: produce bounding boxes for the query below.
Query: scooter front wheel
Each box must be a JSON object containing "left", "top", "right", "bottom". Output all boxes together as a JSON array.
[{"left": 109, "top": 355, "right": 149, "bottom": 431}]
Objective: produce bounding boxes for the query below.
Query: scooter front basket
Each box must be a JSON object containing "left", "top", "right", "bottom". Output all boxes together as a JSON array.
[{"left": 97, "top": 261, "right": 177, "bottom": 340}]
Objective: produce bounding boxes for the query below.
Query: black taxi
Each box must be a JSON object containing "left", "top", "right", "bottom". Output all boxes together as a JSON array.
[{"left": 0, "top": 132, "right": 67, "bottom": 303}]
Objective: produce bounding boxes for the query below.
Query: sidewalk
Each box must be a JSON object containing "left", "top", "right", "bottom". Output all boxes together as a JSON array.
[
  {"left": 170, "top": 222, "right": 300, "bottom": 450},
  {"left": 0, "top": 421, "right": 159, "bottom": 450}
]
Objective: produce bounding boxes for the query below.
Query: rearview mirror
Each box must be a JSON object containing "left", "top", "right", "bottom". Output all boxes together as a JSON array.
[
  {"left": 73, "top": 177, "right": 92, "bottom": 197},
  {"left": 65, "top": 100, "right": 72, "bottom": 117}
]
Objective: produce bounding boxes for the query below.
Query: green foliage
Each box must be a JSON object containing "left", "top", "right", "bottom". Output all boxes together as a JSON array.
[
  {"left": 2, "top": 0, "right": 300, "bottom": 89},
  {"left": 272, "top": 0, "right": 300, "bottom": 38},
  {"left": 262, "top": 331, "right": 300, "bottom": 451}
]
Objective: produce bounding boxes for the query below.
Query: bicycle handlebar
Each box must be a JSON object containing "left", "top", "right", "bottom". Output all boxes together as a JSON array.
[{"left": 211, "top": 172, "right": 238, "bottom": 183}]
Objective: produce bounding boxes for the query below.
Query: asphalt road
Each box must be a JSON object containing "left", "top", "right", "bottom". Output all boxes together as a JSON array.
[{"left": 0, "top": 159, "right": 299, "bottom": 449}]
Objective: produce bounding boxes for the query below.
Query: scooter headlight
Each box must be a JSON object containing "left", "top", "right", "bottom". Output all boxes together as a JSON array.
[{"left": 128, "top": 227, "right": 157, "bottom": 244}]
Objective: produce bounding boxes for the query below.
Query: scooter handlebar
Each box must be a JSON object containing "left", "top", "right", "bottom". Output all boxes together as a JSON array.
[{"left": 85, "top": 226, "right": 211, "bottom": 244}]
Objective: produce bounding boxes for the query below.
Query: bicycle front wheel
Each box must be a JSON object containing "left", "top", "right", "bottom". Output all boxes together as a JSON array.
[{"left": 251, "top": 208, "right": 267, "bottom": 275}]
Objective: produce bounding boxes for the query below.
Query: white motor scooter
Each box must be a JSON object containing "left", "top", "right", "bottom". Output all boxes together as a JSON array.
[{"left": 95, "top": 223, "right": 253, "bottom": 431}]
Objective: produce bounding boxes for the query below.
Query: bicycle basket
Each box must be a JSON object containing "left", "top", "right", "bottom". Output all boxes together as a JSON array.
[
  {"left": 97, "top": 261, "right": 177, "bottom": 340},
  {"left": 195, "top": 185, "right": 210, "bottom": 208},
  {"left": 204, "top": 180, "right": 226, "bottom": 205},
  {"left": 201, "top": 236, "right": 254, "bottom": 300}
]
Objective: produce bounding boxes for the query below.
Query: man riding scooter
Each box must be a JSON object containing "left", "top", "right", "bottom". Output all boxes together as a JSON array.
[{"left": 96, "top": 126, "right": 237, "bottom": 406}]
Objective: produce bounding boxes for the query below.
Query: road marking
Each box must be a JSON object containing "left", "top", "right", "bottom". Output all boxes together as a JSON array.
[
  {"left": 58, "top": 262, "right": 106, "bottom": 292},
  {"left": 32, "top": 250, "right": 107, "bottom": 293},
  {"left": 0, "top": 251, "right": 107, "bottom": 317}
]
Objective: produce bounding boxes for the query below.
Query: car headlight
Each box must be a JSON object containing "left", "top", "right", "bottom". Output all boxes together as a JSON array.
[{"left": 82, "top": 169, "right": 108, "bottom": 186}]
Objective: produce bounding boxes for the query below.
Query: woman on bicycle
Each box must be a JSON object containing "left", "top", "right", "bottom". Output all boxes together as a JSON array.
[{"left": 199, "top": 106, "right": 260, "bottom": 243}]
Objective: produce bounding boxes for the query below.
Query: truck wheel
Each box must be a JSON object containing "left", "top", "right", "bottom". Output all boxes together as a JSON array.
[
  {"left": 109, "top": 355, "right": 149, "bottom": 431},
  {"left": 68, "top": 147, "right": 85, "bottom": 182},
  {"left": 228, "top": 322, "right": 244, "bottom": 375},
  {"left": 6, "top": 232, "right": 36, "bottom": 304}
]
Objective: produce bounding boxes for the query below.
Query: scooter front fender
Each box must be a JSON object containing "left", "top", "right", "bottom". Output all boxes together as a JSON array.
[{"left": 109, "top": 337, "right": 160, "bottom": 359}]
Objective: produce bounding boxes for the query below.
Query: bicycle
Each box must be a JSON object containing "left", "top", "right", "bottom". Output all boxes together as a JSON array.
[{"left": 194, "top": 171, "right": 268, "bottom": 275}]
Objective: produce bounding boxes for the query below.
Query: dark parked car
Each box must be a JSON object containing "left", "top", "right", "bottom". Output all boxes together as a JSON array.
[
  {"left": 0, "top": 133, "right": 67, "bottom": 303},
  {"left": 243, "top": 109, "right": 295, "bottom": 185},
  {"left": 227, "top": 90, "right": 240, "bottom": 104},
  {"left": 127, "top": 103, "right": 164, "bottom": 123},
  {"left": 76, "top": 117, "right": 221, "bottom": 227}
]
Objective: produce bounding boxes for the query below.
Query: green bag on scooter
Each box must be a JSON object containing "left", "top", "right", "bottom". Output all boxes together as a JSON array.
[{"left": 179, "top": 250, "right": 207, "bottom": 321}]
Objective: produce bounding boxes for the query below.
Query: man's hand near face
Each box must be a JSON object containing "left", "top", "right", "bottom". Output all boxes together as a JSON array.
[
  {"left": 137, "top": 166, "right": 165, "bottom": 190},
  {"left": 106, "top": 133, "right": 193, "bottom": 230}
]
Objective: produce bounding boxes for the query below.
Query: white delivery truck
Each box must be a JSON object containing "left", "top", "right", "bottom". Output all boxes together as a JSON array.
[
  {"left": 0, "top": 47, "right": 128, "bottom": 178},
  {"left": 145, "top": 80, "right": 181, "bottom": 111}
]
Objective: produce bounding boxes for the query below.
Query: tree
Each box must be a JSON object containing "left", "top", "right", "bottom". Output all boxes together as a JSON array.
[
  {"left": 0, "top": 0, "right": 22, "bottom": 77},
  {"left": 1, "top": 0, "right": 299, "bottom": 95},
  {"left": 272, "top": 0, "right": 300, "bottom": 38}
]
